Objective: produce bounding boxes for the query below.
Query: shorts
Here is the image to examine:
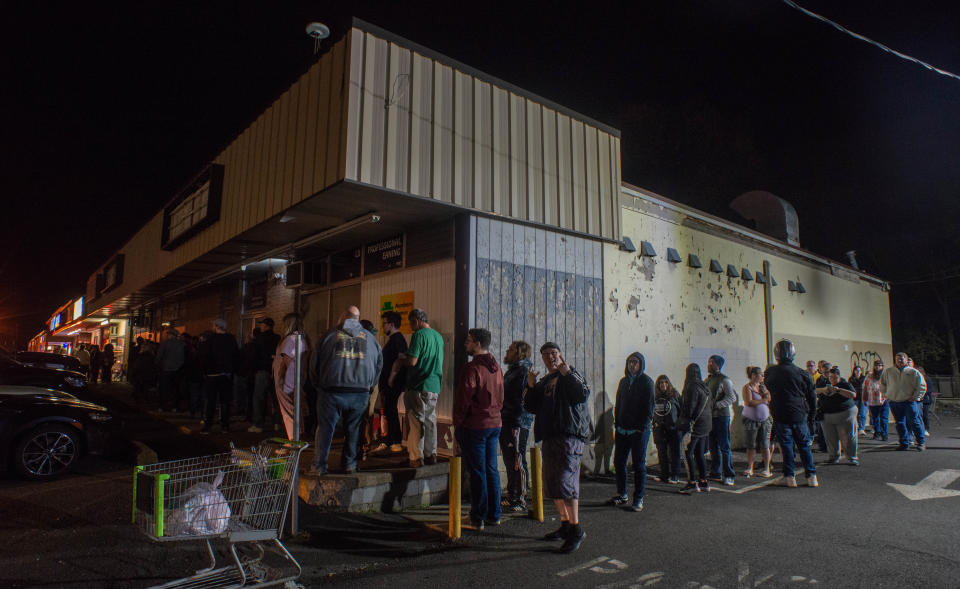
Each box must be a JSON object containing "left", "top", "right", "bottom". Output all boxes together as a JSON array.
[
  {"left": 742, "top": 417, "right": 773, "bottom": 450},
  {"left": 541, "top": 435, "right": 584, "bottom": 500}
]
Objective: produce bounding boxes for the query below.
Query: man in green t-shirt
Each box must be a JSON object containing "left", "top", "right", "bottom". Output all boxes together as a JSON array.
[{"left": 398, "top": 308, "right": 444, "bottom": 467}]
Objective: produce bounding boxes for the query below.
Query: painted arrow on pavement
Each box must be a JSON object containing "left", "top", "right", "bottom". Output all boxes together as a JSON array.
[{"left": 887, "top": 469, "right": 960, "bottom": 500}]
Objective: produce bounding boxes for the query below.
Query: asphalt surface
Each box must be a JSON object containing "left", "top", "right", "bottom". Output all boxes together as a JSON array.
[{"left": 1, "top": 385, "right": 958, "bottom": 588}]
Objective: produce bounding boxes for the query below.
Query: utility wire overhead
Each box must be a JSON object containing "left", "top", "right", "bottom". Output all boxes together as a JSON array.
[{"left": 780, "top": 0, "right": 960, "bottom": 82}]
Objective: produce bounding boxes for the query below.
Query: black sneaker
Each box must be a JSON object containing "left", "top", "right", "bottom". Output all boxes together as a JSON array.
[
  {"left": 484, "top": 518, "right": 501, "bottom": 526},
  {"left": 606, "top": 495, "right": 629, "bottom": 506},
  {"left": 700, "top": 479, "right": 712, "bottom": 493},
  {"left": 896, "top": 445, "right": 909, "bottom": 451},
  {"left": 508, "top": 501, "right": 526, "bottom": 512},
  {"left": 542, "top": 522, "right": 569, "bottom": 541},
  {"left": 424, "top": 455, "right": 438, "bottom": 465},
  {"left": 558, "top": 527, "right": 586, "bottom": 554},
  {"left": 470, "top": 518, "right": 485, "bottom": 530},
  {"left": 679, "top": 481, "right": 699, "bottom": 494}
]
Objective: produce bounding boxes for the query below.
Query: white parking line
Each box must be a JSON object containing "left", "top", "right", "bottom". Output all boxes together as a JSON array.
[{"left": 557, "top": 556, "right": 611, "bottom": 577}]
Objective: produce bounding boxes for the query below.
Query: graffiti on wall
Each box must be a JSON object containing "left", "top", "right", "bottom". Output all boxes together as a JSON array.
[{"left": 850, "top": 350, "right": 884, "bottom": 374}]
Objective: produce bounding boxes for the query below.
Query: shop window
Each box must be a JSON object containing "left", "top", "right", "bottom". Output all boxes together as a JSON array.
[{"left": 161, "top": 164, "right": 224, "bottom": 250}]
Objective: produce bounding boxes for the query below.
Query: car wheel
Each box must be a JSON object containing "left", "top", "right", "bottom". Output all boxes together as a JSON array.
[{"left": 14, "top": 424, "right": 81, "bottom": 480}]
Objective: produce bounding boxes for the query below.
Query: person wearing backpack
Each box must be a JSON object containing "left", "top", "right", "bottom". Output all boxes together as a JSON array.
[{"left": 653, "top": 374, "right": 682, "bottom": 483}]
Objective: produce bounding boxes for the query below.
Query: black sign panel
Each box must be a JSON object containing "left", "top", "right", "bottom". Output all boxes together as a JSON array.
[
  {"left": 331, "top": 248, "right": 362, "bottom": 283},
  {"left": 364, "top": 235, "right": 404, "bottom": 276},
  {"left": 244, "top": 275, "right": 268, "bottom": 310}
]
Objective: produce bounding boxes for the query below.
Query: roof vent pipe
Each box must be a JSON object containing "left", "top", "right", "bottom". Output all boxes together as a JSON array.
[{"left": 844, "top": 250, "right": 860, "bottom": 270}]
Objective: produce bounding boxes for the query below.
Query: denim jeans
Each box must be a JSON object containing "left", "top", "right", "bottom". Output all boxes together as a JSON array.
[
  {"left": 889, "top": 400, "right": 925, "bottom": 447},
  {"left": 684, "top": 435, "right": 709, "bottom": 482},
  {"left": 313, "top": 391, "right": 370, "bottom": 473},
  {"left": 613, "top": 428, "right": 651, "bottom": 503},
  {"left": 457, "top": 427, "right": 502, "bottom": 523},
  {"left": 773, "top": 421, "right": 816, "bottom": 478},
  {"left": 709, "top": 416, "right": 735, "bottom": 479},
  {"left": 654, "top": 427, "right": 681, "bottom": 480},
  {"left": 498, "top": 426, "right": 530, "bottom": 504},
  {"left": 855, "top": 400, "right": 868, "bottom": 432},
  {"left": 869, "top": 403, "right": 889, "bottom": 438}
]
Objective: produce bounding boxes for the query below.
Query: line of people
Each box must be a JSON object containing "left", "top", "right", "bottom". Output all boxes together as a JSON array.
[{"left": 72, "top": 341, "right": 116, "bottom": 383}]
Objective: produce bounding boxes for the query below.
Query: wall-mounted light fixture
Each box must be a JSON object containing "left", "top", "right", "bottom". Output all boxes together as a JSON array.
[
  {"left": 667, "top": 248, "right": 682, "bottom": 263},
  {"left": 726, "top": 264, "right": 739, "bottom": 278},
  {"left": 709, "top": 259, "right": 723, "bottom": 273},
  {"left": 640, "top": 240, "right": 657, "bottom": 257},
  {"left": 688, "top": 254, "right": 702, "bottom": 268},
  {"left": 741, "top": 268, "right": 754, "bottom": 281},
  {"left": 620, "top": 237, "right": 637, "bottom": 253}
]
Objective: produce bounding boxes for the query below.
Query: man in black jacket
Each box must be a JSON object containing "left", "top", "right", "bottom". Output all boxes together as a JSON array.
[
  {"left": 200, "top": 319, "right": 239, "bottom": 434},
  {"left": 523, "top": 342, "right": 591, "bottom": 554},
  {"left": 248, "top": 317, "right": 281, "bottom": 433},
  {"left": 608, "top": 352, "right": 655, "bottom": 512},
  {"left": 375, "top": 311, "right": 407, "bottom": 454},
  {"left": 499, "top": 340, "right": 534, "bottom": 512},
  {"left": 764, "top": 339, "right": 818, "bottom": 488}
]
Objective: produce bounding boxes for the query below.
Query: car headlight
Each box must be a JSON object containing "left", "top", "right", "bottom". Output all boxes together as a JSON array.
[
  {"left": 88, "top": 412, "right": 113, "bottom": 422},
  {"left": 65, "top": 376, "right": 85, "bottom": 387}
]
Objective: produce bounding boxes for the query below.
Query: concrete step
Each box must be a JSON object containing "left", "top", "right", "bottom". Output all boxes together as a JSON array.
[{"left": 299, "top": 460, "right": 451, "bottom": 513}]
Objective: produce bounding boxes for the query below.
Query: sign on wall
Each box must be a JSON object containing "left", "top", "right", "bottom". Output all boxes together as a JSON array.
[
  {"left": 364, "top": 234, "right": 404, "bottom": 275},
  {"left": 379, "top": 291, "right": 415, "bottom": 334}
]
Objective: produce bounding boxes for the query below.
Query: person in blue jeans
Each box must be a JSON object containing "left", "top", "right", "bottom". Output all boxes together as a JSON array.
[
  {"left": 764, "top": 340, "right": 819, "bottom": 488},
  {"left": 453, "top": 328, "right": 504, "bottom": 529},
  {"left": 848, "top": 366, "right": 867, "bottom": 434},
  {"left": 881, "top": 353, "right": 927, "bottom": 451},
  {"left": 705, "top": 355, "right": 737, "bottom": 486},
  {"left": 863, "top": 360, "right": 888, "bottom": 440},
  {"left": 608, "top": 352, "right": 655, "bottom": 511},
  {"left": 308, "top": 306, "right": 383, "bottom": 475}
]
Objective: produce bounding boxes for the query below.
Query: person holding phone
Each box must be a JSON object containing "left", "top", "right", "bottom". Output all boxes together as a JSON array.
[
  {"left": 821, "top": 367, "right": 859, "bottom": 465},
  {"left": 523, "top": 342, "right": 591, "bottom": 554}
]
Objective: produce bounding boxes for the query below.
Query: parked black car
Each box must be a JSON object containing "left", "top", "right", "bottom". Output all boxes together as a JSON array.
[
  {"left": 0, "top": 385, "right": 118, "bottom": 480},
  {"left": 15, "top": 351, "right": 83, "bottom": 373},
  {"left": 0, "top": 349, "right": 87, "bottom": 394}
]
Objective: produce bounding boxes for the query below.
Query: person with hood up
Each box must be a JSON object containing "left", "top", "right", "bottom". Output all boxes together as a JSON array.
[
  {"left": 308, "top": 306, "right": 383, "bottom": 475},
  {"left": 453, "top": 328, "right": 504, "bottom": 530},
  {"left": 705, "top": 354, "right": 738, "bottom": 486},
  {"left": 678, "top": 363, "right": 713, "bottom": 494},
  {"left": 653, "top": 374, "right": 682, "bottom": 483},
  {"left": 607, "top": 352, "right": 655, "bottom": 511},
  {"left": 764, "top": 340, "right": 818, "bottom": 488},
  {"left": 499, "top": 340, "right": 534, "bottom": 512}
]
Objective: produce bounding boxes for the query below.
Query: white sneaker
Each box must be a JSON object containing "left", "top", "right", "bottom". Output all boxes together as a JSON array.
[
  {"left": 247, "top": 425, "right": 263, "bottom": 433},
  {"left": 807, "top": 475, "right": 819, "bottom": 488},
  {"left": 775, "top": 476, "right": 797, "bottom": 488}
]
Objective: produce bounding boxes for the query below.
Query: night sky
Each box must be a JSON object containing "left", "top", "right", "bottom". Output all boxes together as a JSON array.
[{"left": 3, "top": 1, "right": 959, "bottom": 363}]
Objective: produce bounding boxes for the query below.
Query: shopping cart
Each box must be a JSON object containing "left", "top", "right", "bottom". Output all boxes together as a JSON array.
[{"left": 133, "top": 438, "right": 309, "bottom": 588}]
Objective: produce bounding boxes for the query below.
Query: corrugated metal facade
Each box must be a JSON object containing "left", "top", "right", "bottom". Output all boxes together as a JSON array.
[
  {"left": 344, "top": 27, "right": 622, "bottom": 242},
  {"left": 470, "top": 216, "right": 605, "bottom": 408},
  {"left": 86, "top": 35, "right": 350, "bottom": 308}
]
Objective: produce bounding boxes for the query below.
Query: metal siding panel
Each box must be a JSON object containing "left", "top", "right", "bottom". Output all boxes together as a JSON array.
[
  {"left": 432, "top": 62, "right": 454, "bottom": 202},
  {"left": 554, "top": 233, "right": 566, "bottom": 363},
  {"left": 492, "top": 87, "right": 510, "bottom": 216},
  {"left": 345, "top": 29, "right": 364, "bottom": 181},
  {"left": 409, "top": 53, "right": 433, "bottom": 197},
  {"left": 301, "top": 64, "right": 321, "bottom": 201},
  {"left": 564, "top": 235, "right": 577, "bottom": 368},
  {"left": 542, "top": 108, "right": 558, "bottom": 227},
  {"left": 489, "top": 219, "right": 503, "bottom": 354},
  {"left": 509, "top": 94, "right": 527, "bottom": 220},
  {"left": 272, "top": 91, "right": 290, "bottom": 212},
  {"left": 556, "top": 113, "right": 573, "bottom": 230},
  {"left": 512, "top": 223, "right": 525, "bottom": 343},
  {"left": 281, "top": 73, "right": 300, "bottom": 209},
  {"left": 474, "top": 80, "right": 493, "bottom": 212},
  {"left": 584, "top": 125, "right": 600, "bottom": 236},
  {"left": 571, "top": 120, "right": 587, "bottom": 234},
  {"left": 526, "top": 100, "right": 544, "bottom": 224},
  {"left": 313, "top": 49, "right": 333, "bottom": 195},
  {"left": 385, "top": 44, "right": 411, "bottom": 192},
  {"left": 592, "top": 242, "right": 603, "bottom": 394},
  {"left": 454, "top": 71, "right": 473, "bottom": 207},
  {"left": 290, "top": 74, "right": 308, "bottom": 201},
  {"left": 361, "top": 35, "right": 388, "bottom": 186},
  {"left": 332, "top": 36, "right": 349, "bottom": 185},
  {"left": 574, "top": 239, "right": 586, "bottom": 374},
  {"left": 524, "top": 226, "right": 537, "bottom": 347},
  {"left": 251, "top": 117, "right": 268, "bottom": 234},
  {"left": 613, "top": 136, "right": 622, "bottom": 239},
  {"left": 535, "top": 229, "right": 547, "bottom": 353},
  {"left": 598, "top": 131, "right": 612, "bottom": 239},
  {"left": 476, "top": 257, "right": 489, "bottom": 337},
  {"left": 263, "top": 103, "right": 280, "bottom": 220}
]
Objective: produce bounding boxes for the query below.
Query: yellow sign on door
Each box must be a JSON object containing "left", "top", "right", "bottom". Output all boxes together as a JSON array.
[{"left": 379, "top": 291, "right": 415, "bottom": 334}]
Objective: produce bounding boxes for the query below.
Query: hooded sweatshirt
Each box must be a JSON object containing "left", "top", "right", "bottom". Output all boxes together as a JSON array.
[
  {"left": 453, "top": 353, "right": 504, "bottom": 429},
  {"left": 501, "top": 358, "right": 533, "bottom": 429},
  {"left": 880, "top": 365, "right": 926, "bottom": 402},
  {"left": 311, "top": 318, "right": 383, "bottom": 393},
  {"left": 614, "top": 352, "right": 655, "bottom": 432}
]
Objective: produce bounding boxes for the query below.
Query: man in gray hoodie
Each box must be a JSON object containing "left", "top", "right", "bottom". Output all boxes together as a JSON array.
[
  {"left": 705, "top": 355, "right": 738, "bottom": 486},
  {"left": 309, "top": 306, "right": 384, "bottom": 475}
]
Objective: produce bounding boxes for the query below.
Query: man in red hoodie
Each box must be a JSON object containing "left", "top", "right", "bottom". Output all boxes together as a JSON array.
[{"left": 454, "top": 328, "right": 504, "bottom": 530}]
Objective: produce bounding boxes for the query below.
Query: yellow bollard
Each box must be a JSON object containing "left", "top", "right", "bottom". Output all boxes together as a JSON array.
[
  {"left": 530, "top": 446, "right": 544, "bottom": 522},
  {"left": 448, "top": 456, "right": 462, "bottom": 539}
]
